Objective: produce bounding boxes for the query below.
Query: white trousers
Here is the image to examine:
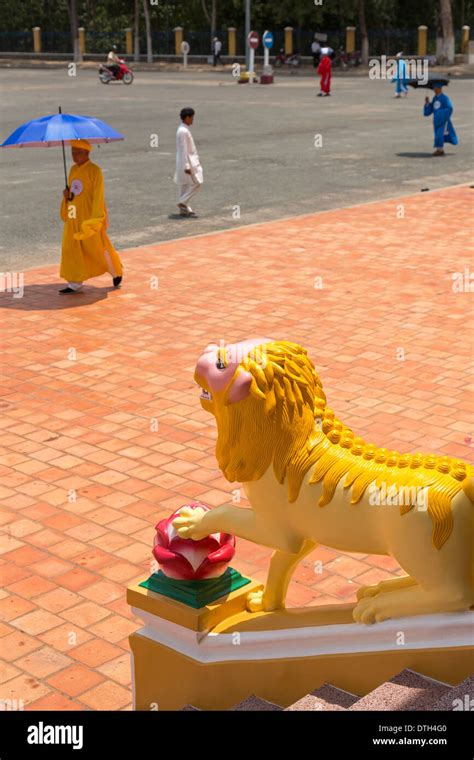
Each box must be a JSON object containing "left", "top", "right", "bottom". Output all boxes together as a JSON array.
[
  {"left": 178, "top": 183, "right": 200, "bottom": 207},
  {"left": 67, "top": 281, "right": 83, "bottom": 290}
]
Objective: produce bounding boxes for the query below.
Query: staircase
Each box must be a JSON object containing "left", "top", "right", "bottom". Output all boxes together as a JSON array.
[
  {"left": 182, "top": 670, "right": 474, "bottom": 711},
  {"left": 129, "top": 579, "right": 474, "bottom": 711}
]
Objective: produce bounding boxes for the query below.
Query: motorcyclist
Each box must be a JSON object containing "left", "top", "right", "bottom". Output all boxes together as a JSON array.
[
  {"left": 106, "top": 45, "right": 121, "bottom": 77},
  {"left": 275, "top": 48, "right": 300, "bottom": 67}
]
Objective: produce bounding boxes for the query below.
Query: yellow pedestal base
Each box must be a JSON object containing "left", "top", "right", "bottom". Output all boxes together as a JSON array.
[{"left": 128, "top": 576, "right": 474, "bottom": 711}]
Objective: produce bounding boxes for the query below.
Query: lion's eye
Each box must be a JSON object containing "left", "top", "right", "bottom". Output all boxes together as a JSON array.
[{"left": 216, "top": 359, "right": 226, "bottom": 370}]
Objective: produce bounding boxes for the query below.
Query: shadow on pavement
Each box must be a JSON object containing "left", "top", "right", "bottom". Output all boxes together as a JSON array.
[
  {"left": 168, "top": 214, "right": 198, "bottom": 220},
  {"left": 0, "top": 283, "right": 110, "bottom": 310},
  {"left": 396, "top": 152, "right": 439, "bottom": 159}
]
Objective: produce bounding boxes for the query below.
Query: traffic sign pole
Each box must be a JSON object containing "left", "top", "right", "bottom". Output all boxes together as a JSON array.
[
  {"left": 247, "top": 30, "right": 259, "bottom": 83},
  {"left": 249, "top": 48, "right": 255, "bottom": 82},
  {"left": 262, "top": 30, "right": 273, "bottom": 71},
  {"left": 181, "top": 40, "right": 190, "bottom": 68},
  {"left": 261, "top": 30, "right": 274, "bottom": 83},
  {"left": 245, "top": 0, "right": 251, "bottom": 70}
]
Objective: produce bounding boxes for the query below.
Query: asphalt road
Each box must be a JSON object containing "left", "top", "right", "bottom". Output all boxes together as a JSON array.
[{"left": 0, "top": 68, "right": 473, "bottom": 272}]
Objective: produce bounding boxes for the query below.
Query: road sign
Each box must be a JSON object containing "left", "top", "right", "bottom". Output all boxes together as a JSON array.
[
  {"left": 248, "top": 31, "right": 259, "bottom": 50},
  {"left": 181, "top": 40, "right": 190, "bottom": 68},
  {"left": 262, "top": 31, "right": 273, "bottom": 49},
  {"left": 247, "top": 31, "right": 259, "bottom": 84},
  {"left": 262, "top": 30, "right": 274, "bottom": 82}
]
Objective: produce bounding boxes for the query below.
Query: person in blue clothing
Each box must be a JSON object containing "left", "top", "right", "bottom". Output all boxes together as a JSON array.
[
  {"left": 423, "top": 82, "right": 458, "bottom": 156},
  {"left": 392, "top": 52, "right": 408, "bottom": 98}
]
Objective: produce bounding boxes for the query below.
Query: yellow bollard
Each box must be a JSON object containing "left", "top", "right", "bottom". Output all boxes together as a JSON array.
[
  {"left": 174, "top": 27, "right": 183, "bottom": 56},
  {"left": 78, "top": 27, "right": 85, "bottom": 56},
  {"left": 32, "top": 27, "right": 41, "bottom": 54},
  {"left": 228, "top": 27, "right": 236, "bottom": 57},
  {"left": 346, "top": 26, "right": 356, "bottom": 54},
  {"left": 461, "top": 25, "right": 470, "bottom": 55},
  {"left": 284, "top": 27, "right": 293, "bottom": 55},
  {"left": 125, "top": 27, "right": 133, "bottom": 55},
  {"left": 418, "top": 25, "right": 428, "bottom": 57}
]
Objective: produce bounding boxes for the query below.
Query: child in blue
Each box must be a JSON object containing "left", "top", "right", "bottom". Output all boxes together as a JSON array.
[
  {"left": 423, "top": 83, "right": 458, "bottom": 156},
  {"left": 392, "top": 52, "right": 408, "bottom": 97}
]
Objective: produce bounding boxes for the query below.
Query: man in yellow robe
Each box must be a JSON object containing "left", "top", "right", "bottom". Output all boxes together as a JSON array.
[{"left": 59, "top": 139, "right": 123, "bottom": 293}]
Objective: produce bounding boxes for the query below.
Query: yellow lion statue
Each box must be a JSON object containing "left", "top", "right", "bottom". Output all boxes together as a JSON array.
[{"left": 174, "top": 339, "right": 473, "bottom": 624}]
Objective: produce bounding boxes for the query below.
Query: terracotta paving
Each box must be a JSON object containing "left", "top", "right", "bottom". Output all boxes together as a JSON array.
[{"left": 0, "top": 185, "right": 473, "bottom": 710}]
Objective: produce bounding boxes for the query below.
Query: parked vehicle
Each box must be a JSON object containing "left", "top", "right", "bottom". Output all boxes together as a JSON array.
[
  {"left": 274, "top": 49, "right": 301, "bottom": 68},
  {"left": 98, "top": 60, "right": 134, "bottom": 84},
  {"left": 333, "top": 47, "right": 361, "bottom": 68}
]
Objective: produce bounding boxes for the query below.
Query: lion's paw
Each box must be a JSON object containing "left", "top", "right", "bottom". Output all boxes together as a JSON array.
[
  {"left": 353, "top": 595, "right": 390, "bottom": 625},
  {"left": 246, "top": 589, "right": 264, "bottom": 612},
  {"left": 172, "top": 506, "right": 207, "bottom": 541},
  {"left": 356, "top": 584, "right": 380, "bottom": 601},
  {"left": 357, "top": 577, "right": 416, "bottom": 602}
]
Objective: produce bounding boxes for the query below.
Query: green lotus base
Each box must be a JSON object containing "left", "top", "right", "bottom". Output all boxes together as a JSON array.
[{"left": 139, "top": 567, "right": 251, "bottom": 609}]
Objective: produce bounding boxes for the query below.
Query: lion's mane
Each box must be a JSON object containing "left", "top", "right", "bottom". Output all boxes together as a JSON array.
[{"left": 217, "top": 341, "right": 472, "bottom": 549}]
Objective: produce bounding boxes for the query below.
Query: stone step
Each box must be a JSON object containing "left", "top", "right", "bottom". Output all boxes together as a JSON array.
[
  {"left": 182, "top": 670, "right": 471, "bottom": 711},
  {"left": 231, "top": 695, "right": 282, "bottom": 711},
  {"left": 285, "top": 683, "right": 358, "bottom": 711},
  {"left": 430, "top": 675, "right": 474, "bottom": 711},
  {"left": 349, "top": 669, "right": 449, "bottom": 711}
]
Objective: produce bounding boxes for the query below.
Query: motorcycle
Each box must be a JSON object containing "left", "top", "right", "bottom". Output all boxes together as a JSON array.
[
  {"left": 274, "top": 49, "right": 301, "bottom": 68},
  {"left": 98, "top": 59, "right": 134, "bottom": 84},
  {"left": 333, "top": 48, "right": 361, "bottom": 68}
]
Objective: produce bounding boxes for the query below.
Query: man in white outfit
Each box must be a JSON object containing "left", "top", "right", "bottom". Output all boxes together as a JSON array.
[
  {"left": 174, "top": 107, "right": 203, "bottom": 218},
  {"left": 213, "top": 37, "right": 222, "bottom": 66}
]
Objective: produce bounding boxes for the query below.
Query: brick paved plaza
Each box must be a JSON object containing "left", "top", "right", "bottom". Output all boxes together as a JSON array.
[{"left": 0, "top": 185, "right": 472, "bottom": 709}]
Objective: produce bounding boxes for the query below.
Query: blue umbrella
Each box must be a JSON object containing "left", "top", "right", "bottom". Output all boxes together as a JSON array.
[{"left": 1, "top": 107, "right": 124, "bottom": 194}]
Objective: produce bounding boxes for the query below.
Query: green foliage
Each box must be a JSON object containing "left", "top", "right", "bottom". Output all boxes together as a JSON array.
[{"left": 0, "top": 0, "right": 472, "bottom": 39}]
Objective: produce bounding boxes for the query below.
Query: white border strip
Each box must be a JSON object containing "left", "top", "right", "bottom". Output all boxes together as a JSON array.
[{"left": 131, "top": 607, "right": 474, "bottom": 664}]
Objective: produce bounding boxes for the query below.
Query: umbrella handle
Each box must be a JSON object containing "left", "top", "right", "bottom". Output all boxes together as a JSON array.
[
  {"left": 61, "top": 137, "right": 74, "bottom": 200},
  {"left": 61, "top": 140, "right": 69, "bottom": 189},
  {"left": 58, "top": 106, "right": 70, "bottom": 194}
]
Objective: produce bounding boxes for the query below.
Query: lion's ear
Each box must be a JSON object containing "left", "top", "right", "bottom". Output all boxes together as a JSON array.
[{"left": 225, "top": 369, "right": 253, "bottom": 405}]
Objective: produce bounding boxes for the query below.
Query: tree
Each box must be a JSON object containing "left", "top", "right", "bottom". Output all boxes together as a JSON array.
[
  {"left": 142, "top": 0, "right": 152, "bottom": 62},
  {"left": 67, "top": 0, "right": 83, "bottom": 61},
  {"left": 438, "top": 0, "right": 455, "bottom": 63},
  {"left": 201, "top": 0, "right": 217, "bottom": 49},
  {"left": 358, "top": 0, "right": 369, "bottom": 63},
  {"left": 134, "top": 0, "right": 140, "bottom": 62}
]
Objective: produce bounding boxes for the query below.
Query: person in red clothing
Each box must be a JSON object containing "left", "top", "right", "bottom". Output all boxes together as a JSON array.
[{"left": 317, "top": 48, "right": 332, "bottom": 96}]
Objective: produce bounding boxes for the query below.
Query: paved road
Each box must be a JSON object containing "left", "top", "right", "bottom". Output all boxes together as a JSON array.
[{"left": 0, "top": 68, "right": 473, "bottom": 271}]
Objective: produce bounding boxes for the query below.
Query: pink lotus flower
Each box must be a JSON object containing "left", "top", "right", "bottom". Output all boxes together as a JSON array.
[{"left": 152, "top": 502, "right": 235, "bottom": 580}]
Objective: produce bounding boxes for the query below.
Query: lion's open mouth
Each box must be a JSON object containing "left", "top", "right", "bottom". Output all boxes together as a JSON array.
[{"left": 200, "top": 388, "right": 212, "bottom": 401}]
